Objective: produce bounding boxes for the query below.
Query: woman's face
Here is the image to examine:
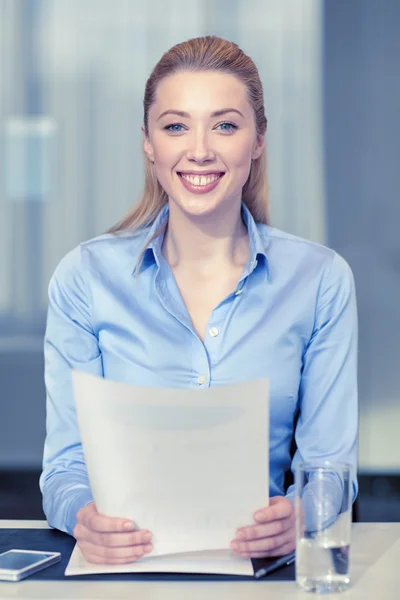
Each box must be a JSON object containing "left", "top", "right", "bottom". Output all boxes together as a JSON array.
[{"left": 143, "top": 70, "right": 264, "bottom": 219}]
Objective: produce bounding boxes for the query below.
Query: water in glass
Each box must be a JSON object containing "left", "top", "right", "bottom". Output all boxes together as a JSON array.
[{"left": 296, "top": 510, "right": 351, "bottom": 593}]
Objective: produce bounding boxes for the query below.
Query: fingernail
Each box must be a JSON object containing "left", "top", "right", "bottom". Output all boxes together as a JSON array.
[
  {"left": 124, "top": 521, "right": 135, "bottom": 530},
  {"left": 230, "top": 541, "right": 239, "bottom": 551},
  {"left": 236, "top": 531, "right": 246, "bottom": 540},
  {"left": 144, "top": 544, "right": 153, "bottom": 553},
  {"left": 143, "top": 532, "right": 152, "bottom": 543}
]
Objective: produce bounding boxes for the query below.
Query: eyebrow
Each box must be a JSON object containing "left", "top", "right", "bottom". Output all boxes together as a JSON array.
[{"left": 156, "top": 108, "right": 245, "bottom": 121}]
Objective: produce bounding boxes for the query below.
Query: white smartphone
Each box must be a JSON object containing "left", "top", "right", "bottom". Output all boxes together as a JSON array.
[{"left": 0, "top": 549, "right": 61, "bottom": 581}]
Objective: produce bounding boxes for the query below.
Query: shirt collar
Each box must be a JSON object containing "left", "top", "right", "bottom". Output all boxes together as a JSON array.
[
  {"left": 134, "top": 202, "right": 269, "bottom": 278},
  {"left": 133, "top": 204, "right": 169, "bottom": 275},
  {"left": 240, "top": 202, "right": 269, "bottom": 279}
]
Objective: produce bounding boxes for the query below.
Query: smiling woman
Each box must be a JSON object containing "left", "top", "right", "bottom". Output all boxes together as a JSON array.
[
  {"left": 109, "top": 36, "right": 269, "bottom": 236},
  {"left": 40, "top": 36, "right": 358, "bottom": 567},
  {"left": 146, "top": 70, "right": 264, "bottom": 214}
]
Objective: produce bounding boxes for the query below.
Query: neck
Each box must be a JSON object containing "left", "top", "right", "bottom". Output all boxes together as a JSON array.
[{"left": 162, "top": 200, "right": 249, "bottom": 271}]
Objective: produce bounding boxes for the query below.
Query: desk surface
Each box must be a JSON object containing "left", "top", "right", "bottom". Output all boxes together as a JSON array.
[{"left": 0, "top": 521, "right": 399, "bottom": 599}]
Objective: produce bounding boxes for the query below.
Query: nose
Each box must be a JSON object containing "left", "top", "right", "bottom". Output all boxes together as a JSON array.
[{"left": 185, "top": 131, "right": 216, "bottom": 163}]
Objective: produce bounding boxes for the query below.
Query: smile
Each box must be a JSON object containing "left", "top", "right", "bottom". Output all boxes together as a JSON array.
[{"left": 177, "top": 172, "right": 225, "bottom": 194}]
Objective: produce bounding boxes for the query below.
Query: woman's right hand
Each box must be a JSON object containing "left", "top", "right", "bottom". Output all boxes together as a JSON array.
[{"left": 73, "top": 501, "right": 153, "bottom": 564}]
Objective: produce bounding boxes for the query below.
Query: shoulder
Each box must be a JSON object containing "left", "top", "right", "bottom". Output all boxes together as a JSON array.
[
  {"left": 49, "top": 227, "right": 151, "bottom": 287},
  {"left": 258, "top": 223, "right": 334, "bottom": 261},
  {"left": 257, "top": 223, "right": 354, "bottom": 283}
]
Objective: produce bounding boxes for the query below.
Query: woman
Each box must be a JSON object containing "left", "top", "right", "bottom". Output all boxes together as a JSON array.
[{"left": 40, "top": 36, "right": 358, "bottom": 565}]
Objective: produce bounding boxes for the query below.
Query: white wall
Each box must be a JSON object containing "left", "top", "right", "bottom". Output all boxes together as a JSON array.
[{"left": 324, "top": 0, "right": 400, "bottom": 472}]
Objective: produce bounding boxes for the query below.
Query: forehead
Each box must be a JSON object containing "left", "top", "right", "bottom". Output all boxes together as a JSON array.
[{"left": 151, "top": 71, "right": 251, "bottom": 116}]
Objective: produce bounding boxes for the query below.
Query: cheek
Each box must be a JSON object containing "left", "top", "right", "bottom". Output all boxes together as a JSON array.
[
  {"left": 152, "top": 145, "right": 179, "bottom": 186},
  {"left": 152, "top": 161, "right": 174, "bottom": 194},
  {"left": 227, "top": 152, "right": 252, "bottom": 184},
  {"left": 153, "top": 147, "right": 175, "bottom": 167},
  {"left": 224, "top": 140, "right": 254, "bottom": 169},
  {"left": 151, "top": 133, "right": 179, "bottom": 166}
]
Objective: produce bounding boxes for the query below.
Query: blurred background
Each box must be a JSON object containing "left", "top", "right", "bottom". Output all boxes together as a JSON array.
[{"left": 0, "top": 0, "right": 399, "bottom": 521}]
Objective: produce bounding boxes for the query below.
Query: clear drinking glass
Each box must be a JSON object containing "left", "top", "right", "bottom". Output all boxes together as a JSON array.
[{"left": 295, "top": 462, "right": 352, "bottom": 594}]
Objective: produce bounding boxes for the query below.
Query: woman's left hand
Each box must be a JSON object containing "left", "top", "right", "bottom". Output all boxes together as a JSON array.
[{"left": 230, "top": 496, "right": 296, "bottom": 558}]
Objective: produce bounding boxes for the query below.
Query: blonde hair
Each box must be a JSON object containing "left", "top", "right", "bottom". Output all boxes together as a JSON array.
[{"left": 108, "top": 35, "right": 269, "bottom": 240}]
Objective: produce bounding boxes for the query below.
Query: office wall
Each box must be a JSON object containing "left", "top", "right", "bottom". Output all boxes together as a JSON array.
[
  {"left": 0, "top": 1, "right": 399, "bottom": 474},
  {"left": 324, "top": 0, "right": 400, "bottom": 471},
  {"left": 0, "top": 0, "right": 324, "bottom": 468}
]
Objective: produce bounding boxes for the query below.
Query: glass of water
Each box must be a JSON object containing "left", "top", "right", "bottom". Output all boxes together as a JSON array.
[{"left": 295, "top": 462, "right": 352, "bottom": 594}]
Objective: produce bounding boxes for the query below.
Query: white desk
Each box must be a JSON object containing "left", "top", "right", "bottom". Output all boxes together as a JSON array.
[{"left": 0, "top": 521, "right": 399, "bottom": 599}]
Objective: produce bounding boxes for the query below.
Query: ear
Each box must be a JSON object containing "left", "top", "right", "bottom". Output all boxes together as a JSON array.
[
  {"left": 142, "top": 125, "right": 154, "bottom": 162},
  {"left": 252, "top": 134, "right": 265, "bottom": 160}
]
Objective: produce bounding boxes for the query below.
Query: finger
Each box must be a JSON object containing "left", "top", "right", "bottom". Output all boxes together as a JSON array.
[
  {"left": 78, "top": 540, "right": 153, "bottom": 563},
  {"left": 262, "top": 539, "right": 296, "bottom": 557},
  {"left": 231, "top": 526, "right": 295, "bottom": 555},
  {"left": 253, "top": 496, "right": 294, "bottom": 523},
  {"left": 237, "top": 540, "right": 296, "bottom": 558},
  {"left": 235, "top": 513, "right": 294, "bottom": 542},
  {"left": 295, "top": 497, "right": 306, "bottom": 536},
  {"left": 74, "top": 522, "right": 152, "bottom": 548},
  {"left": 80, "top": 506, "right": 136, "bottom": 533}
]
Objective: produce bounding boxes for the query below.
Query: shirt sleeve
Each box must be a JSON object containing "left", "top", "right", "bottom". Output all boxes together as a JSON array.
[
  {"left": 285, "top": 251, "right": 358, "bottom": 506},
  {"left": 39, "top": 245, "right": 102, "bottom": 535}
]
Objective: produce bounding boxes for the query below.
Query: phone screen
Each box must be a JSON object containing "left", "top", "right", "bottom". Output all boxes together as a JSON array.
[{"left": 0, "top": 550, "right": 53, "bottom": 571}]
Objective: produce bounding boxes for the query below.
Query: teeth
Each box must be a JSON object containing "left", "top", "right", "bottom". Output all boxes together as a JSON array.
[{"left": 180, "top": 174, "right": 221, "bottom": 186}]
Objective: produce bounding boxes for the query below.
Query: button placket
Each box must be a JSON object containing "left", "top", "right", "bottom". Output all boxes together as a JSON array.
[
  {"left": 191, "top": 334, "right": 210, "bottom": 387},
  {"left": 204, "top": 318, "right": 225, "bottom": 369}
]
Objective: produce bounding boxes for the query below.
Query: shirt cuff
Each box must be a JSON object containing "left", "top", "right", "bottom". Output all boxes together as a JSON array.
[
  {"left": 285, "top": 485, "right": 296, "bottom": 508},
  {"left": 65, "top": 487, "right": 94, "bottom": 536}
]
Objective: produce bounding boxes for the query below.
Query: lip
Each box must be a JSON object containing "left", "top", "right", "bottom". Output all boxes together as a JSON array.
[
  {"left": 177, "top": 172, "right": 224, "bottom": 195},
  {"left": 178, "top": 171, "right": 225, "bottom": 176}
]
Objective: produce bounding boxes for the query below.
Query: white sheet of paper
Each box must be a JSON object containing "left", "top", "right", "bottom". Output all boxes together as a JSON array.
[
  {"left": 65, "top": 546, "right": 254, "bottom": 577},
  {"left": 68, "top": 372, "right": 269, "bottom": 575}
]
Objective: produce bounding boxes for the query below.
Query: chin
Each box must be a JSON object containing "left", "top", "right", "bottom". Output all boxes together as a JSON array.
[{"left": 173, "top": 196, "right": 223, "bottom": 218}]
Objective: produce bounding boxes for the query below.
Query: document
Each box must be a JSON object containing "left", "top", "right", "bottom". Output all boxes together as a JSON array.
[{"left": 66, "top": 372, "right": 269, "bottom": 576}]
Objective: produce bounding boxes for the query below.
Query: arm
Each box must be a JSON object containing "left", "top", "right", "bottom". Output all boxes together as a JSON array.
[
  {"left": 39, "top": 246, "right": 102, "bottom": 535},
  {"left": 230, "top": 251, "right": 358, "bottom": 558},
  {"left": 40, "top": 246, "right": 154, "bottom": 562},
  {"left": 286, "top": 251, "right": 358, "bottom": 505}
]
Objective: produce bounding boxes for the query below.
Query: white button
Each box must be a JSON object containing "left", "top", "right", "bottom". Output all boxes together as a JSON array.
[
  {"left": 197, "top": 375, "right": 207, "bottom": 385},
  {"left": 209, "top": 327, "right": 219, "bottom": 337},
  {"left": 235, "top": 289, "right": 243, "bottom": 296}
]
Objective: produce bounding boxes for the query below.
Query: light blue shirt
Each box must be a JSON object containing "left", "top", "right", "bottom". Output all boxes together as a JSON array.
[{"left": 40, "top": 203, "right": 358, "bottom": 535}]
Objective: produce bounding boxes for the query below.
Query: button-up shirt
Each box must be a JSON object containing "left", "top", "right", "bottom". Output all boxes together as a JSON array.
[{"left": 40, "top": 203, "right": 358, "bottom": 535}]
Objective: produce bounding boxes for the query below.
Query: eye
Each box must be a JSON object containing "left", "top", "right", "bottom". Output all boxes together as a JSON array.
[
  {"left": 164, "top": 123, "right": 185, "bottom": 133},
  {"left": 216, "top": 122, "right": 238, "bottom": 133},
  {"left": 163, "top": 121, "right": 238, "bottom": 134}
]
